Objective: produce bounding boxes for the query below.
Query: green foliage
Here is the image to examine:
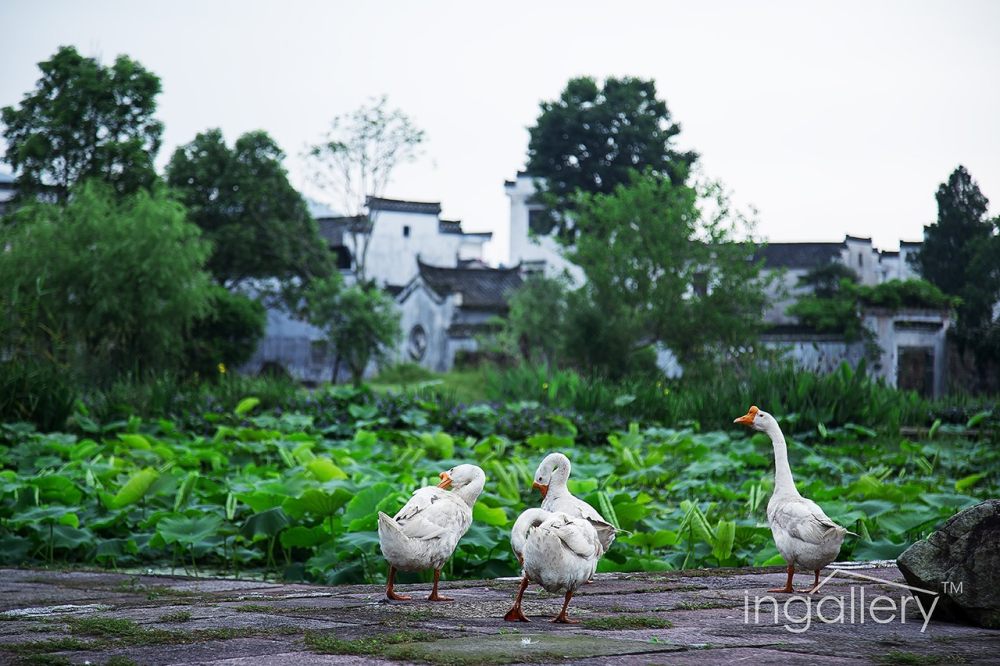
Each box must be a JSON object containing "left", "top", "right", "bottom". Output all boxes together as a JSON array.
[
  {"left": 0, "top": 388, "right": 994, "bottom": 581},
  {"left": 567, "top": 172, "right": 770, "bottom": 373},
  {"left": 914, "top": 165, "right": 1000, "bottom": 384},
  {"left": 493, "top": 274, "right": 570, "bottom": 365},
  {"left": 1, "top": 46, "right": 163, "bottom": 203},
  {"left": 527, "top": 76, "right": 697, "bottom": 239},
  {"left": 0, "top": 358, "right": 78, "bottom": 431},
  {"left": 183, "top": 286, "right": 266, "bottom": 378},
  {"left": 485, "top": 360, "right": 929, "bottom": 434},
  {"left": 788, "top": 271, "right": 957, "bottom": 342},
  {"left": 302, "top": 275, "right": 401, "bottom": 385},
  {"left": 166, "top": 128, "right": 332, "bottom": 286},
  {"left": 0, "top": 182, "right": 212, "bottom": 384}
]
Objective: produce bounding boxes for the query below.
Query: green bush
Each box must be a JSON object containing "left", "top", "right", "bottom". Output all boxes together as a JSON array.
[
  {"left": 183, "top": 287, "right": 266, "bottom": 378},
  {"left": 0, "top": 181, "right": 212, "bottom": 384},
  {"left": 485, "top": 360, "right": 927, "bottom": 433},
  {"left": 0, "top": 359, "right": 77, "bottom": 431}
]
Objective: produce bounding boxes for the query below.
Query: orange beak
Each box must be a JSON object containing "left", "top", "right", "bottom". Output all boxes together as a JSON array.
[
  {"left": 437, "top": 471, "right": 452, "bottom": 489},
  {"left": 734, "top": 405, "right": 759, "bottom": 426},
  {"left": 532, "top": 481, "right": 548, "bottom": 498}
]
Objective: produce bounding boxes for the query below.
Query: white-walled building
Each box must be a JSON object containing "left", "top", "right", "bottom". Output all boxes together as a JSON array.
[
  {"left": 243, "top": 195, "right": 515, "bottom": 381},
  {"left": 504, "top": 173, "right": 584, "bottom": 283}
]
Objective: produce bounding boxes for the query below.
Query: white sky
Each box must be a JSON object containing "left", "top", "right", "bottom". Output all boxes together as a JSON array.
[{"left": 2, "top": 0, "right": 998, "bottom": 265}]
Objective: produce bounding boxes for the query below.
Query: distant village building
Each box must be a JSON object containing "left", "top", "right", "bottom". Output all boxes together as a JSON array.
[
  {"left": 504, "top": 172, "right": 951, "bottom": 397},
  {"left": 0, "top": 172, "right": 15, "bottom": 216},
  {"left": 243, "top": 196, "right": 518, "bottom": 381}
]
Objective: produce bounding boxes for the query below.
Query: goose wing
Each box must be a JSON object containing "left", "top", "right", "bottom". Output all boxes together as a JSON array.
[
  {"left": 547, "top": 515, "right": 601, "bottom": 560},
  {"left": 770, "top": 497, "right": 845, "bottom": 545},
  {"left": 392, "top": 487, "right": 466, "bottom": 540}
]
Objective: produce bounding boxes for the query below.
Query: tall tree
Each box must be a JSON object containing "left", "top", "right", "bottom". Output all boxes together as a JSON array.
[
  {"left": 915, "top": 165, "right": 1000, "bottom": 387},
  {"left": 916, "top": 165, "right": 992, "bottom": 299},
  {"left": 302, "top": 274, "right": 401, "bottom": 385},
  {"left": 566, "top": 172, "right": 768, "bottom": 374},
  {"left": 527, "top": 76, "right": 697, "bottom": 239},
  {"left": 1, "top": 46, "right": 163, "bottom": 203},
  {"left": 305, "top": 96, "right": 425, "bottom": 282},
  {"left": 166, "top": 129, "right": 332, "bottom": 286},
  {"left": 0, "top": 181, "right": 211, "bottom": 383}
]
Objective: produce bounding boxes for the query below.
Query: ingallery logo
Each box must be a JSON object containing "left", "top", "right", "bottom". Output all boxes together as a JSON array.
[{"left": 744, "top": 569, "right": 943, "bottom": 633}]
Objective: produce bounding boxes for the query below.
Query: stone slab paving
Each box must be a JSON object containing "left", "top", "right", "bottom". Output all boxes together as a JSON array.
[{"left": 0, "top": 565, "right": 997, "bottom": 665}]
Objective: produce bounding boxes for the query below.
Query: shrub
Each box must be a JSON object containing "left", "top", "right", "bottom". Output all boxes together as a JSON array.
[{"left": 183, "top": 286, "right": 266, "bottom": 378}]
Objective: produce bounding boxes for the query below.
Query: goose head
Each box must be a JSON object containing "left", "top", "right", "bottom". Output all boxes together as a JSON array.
[
  {"left": 532, "top": 452, "right": 571, "bottom": 498},
  {"left": 437, "top": 464, "right": 486, "bottom": 506},
  {"left": 733, "top": 405, "right": 778, "bottom": 432}
]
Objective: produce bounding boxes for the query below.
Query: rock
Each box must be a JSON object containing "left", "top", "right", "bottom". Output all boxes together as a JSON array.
[{"left": 897, "top": 499, "right": 1000, "bottom": 629}]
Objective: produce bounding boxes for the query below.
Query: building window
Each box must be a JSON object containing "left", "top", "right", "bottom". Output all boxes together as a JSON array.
[
  {"left": 528, "top": 208, "right": 555, "bottom": 235},
  {"left": 408, "top": 325, "right": 428, "bottom": 361},
  {"left": 857, "top": 253, "right": 863, "bottom": 267},
  {"left": 403, "top": 225, "right": 411, "bottom": 238}
]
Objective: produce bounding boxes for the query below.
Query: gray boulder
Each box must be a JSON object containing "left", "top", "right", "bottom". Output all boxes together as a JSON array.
[{"left": 897, "top": 499, "right": 1000, "bottom": 629}]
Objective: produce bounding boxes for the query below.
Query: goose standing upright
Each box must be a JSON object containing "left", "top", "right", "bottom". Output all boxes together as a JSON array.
[
  {"left": 503, "top": 508, "right": 601, "bottom": 623},
  {"left": 734, "top": 406, "right": 852, "bottom": 593},
  {"left": 532, "top": 453, "right": 616, "bottom": 555},
  {"left": 378, "top": 464, "right": 485, "bottom": 601}
]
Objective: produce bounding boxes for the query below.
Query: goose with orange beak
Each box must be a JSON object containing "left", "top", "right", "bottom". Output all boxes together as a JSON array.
[
  {"left": 531, "top": 453, "right": 616, "bottom": 555},
  {"left": 734, "top": 406, "right": 853, "bottom": 593},
  {"left": 377, "top": 464, "right": 486, "bottom": 601}
]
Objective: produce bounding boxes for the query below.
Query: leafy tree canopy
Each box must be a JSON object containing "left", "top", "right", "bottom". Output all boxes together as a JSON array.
[
  {"left": 0, "top": 181, "right": 212, "bottom": 383},
  {"left": 303, "top": 275, "right": 401, "bottom": 385},
  {"left": 1, "top": 46, "right": 163, "bottom": 203},
  {"left": 526, "top": 76, "right": 697, "bottom": 238},
  {"left": 166, "top": 128, "right": 333, "bottom": 286},
  {"left": 567, "top": 171, "right": 768, "bottom": 373}
]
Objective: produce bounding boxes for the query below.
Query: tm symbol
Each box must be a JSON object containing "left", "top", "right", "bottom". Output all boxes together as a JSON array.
[{"left": 942, "top": 581, "right": 963, "bottom": 594}]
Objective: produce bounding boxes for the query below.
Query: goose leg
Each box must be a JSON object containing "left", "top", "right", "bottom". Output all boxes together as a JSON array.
[
  {"left": 427, "top": 568, "right": 453, "bottom": 602},
  {"left": 768, "top": 565, "right": 795, "bottom": 593},
  {"left": 797, "top": 569, "right": 821, "bottom": 594},
  {"left": 385, "top": 566, "right": 412, "bottom": 601},
  {"left": 552, "top": 590, "right": 579, "bottom": 624},
  {"left": 503, "top": 575, "right": 530, "bottom": 622}
]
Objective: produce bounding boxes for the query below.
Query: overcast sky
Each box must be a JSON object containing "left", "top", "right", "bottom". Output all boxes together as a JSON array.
[{"left": 2, "top": 0, "right": 998, "bottom": 264}]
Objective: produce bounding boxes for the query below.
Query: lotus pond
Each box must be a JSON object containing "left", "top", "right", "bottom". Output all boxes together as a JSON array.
[{"left": 1, "top": 387, "right": 997, "bottom": 585}]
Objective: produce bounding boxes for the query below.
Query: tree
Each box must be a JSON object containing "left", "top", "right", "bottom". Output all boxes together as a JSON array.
[
  {"left": 305, "top": 96, "right": 425, "bottom": 282},
  {"left": 303, "top": 275, "right": 401, "bottom": 385},
  {"left": 0, "top": 182, "right": 211, "bottom": 383},
  {"left": 566, "top": 172, "right": 768, "bottom": 375},
  {"left": 916, "top": 166, "right": 993, "bottom": 300},
  {"left": 526, "top": 76, "right": 697, "bottom": 239},
  {"left": 183, "top": 286, "right": 266, "bottom": 378},
  {"left": 166, "top": 129, "right": 332, "bottom": 287},
  {"left": 494, "top": 274, "right": 570, "bottom": 365},
  {"left": 914, "top": 165, "right": 1000, "bottom": 388},
  {"left": 1, "top": 46, "right": 163, "bottom": 203}
]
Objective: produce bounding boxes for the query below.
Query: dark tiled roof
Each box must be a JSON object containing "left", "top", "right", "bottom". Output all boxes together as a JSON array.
[
  {"left": 845, "top": 234, "right": 872, "bottom": 242},
  {"left": 367, "top": 196, "right": 441, "bottom": 215},
  {"left": 418, "top": 260, "right": 523, "bottom": 310},
  {"left": 317, "top": 216, "right": 369, "bottom": 246},
  {"left": 756, "top": 242, "right": 845, "bottom": 269},
  {"left": 439, "top": 219, "right": 463, "bottom": 234},
  {"left": 900, "top": 240, "right": 923, "bottom": 247}
]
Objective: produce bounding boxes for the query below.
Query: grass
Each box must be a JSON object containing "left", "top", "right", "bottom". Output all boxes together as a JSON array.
[
  {"left": 157, "top": 611, "right": 192, "bottom": 623},
  {"left": 305, "top": 629, "right": 439, "bottom": 656},
  {"left": 672, "top": 599, "right": 736, "bottom": 610},
  {"left": 234, "top": 604, "right": 276, "bottom": 613},
  {"left": 581, "top": 616, "right": 672, "bottom": 630},
  {"left": 370, "top": 365, "right": 489, "bottom": 403}
]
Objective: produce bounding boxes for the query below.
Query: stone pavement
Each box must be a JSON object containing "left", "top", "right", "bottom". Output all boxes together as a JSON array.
[{"left": 0, "top": 565, "right": 997, "bottom": 665}]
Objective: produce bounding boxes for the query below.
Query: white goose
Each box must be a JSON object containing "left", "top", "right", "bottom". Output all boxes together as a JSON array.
[
  {"left": 503, "top": 508, "right": 601, "bottom": 623},
  {"left": 532, "top": 453, "right": 616, "bottom": 555},
  {"left": 377, "top": 463, "right": 485, "bottom": 601},
  {"left": 734, "top": 406, "right": 853, "bottom": 593}
]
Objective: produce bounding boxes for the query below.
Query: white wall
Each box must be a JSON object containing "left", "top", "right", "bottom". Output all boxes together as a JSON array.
[
  {"left": 505, "top": 175, "right": 584, "bottom": 283},
  {"left": 361, "top": 208, "right": 488, "bottom": 287}
]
